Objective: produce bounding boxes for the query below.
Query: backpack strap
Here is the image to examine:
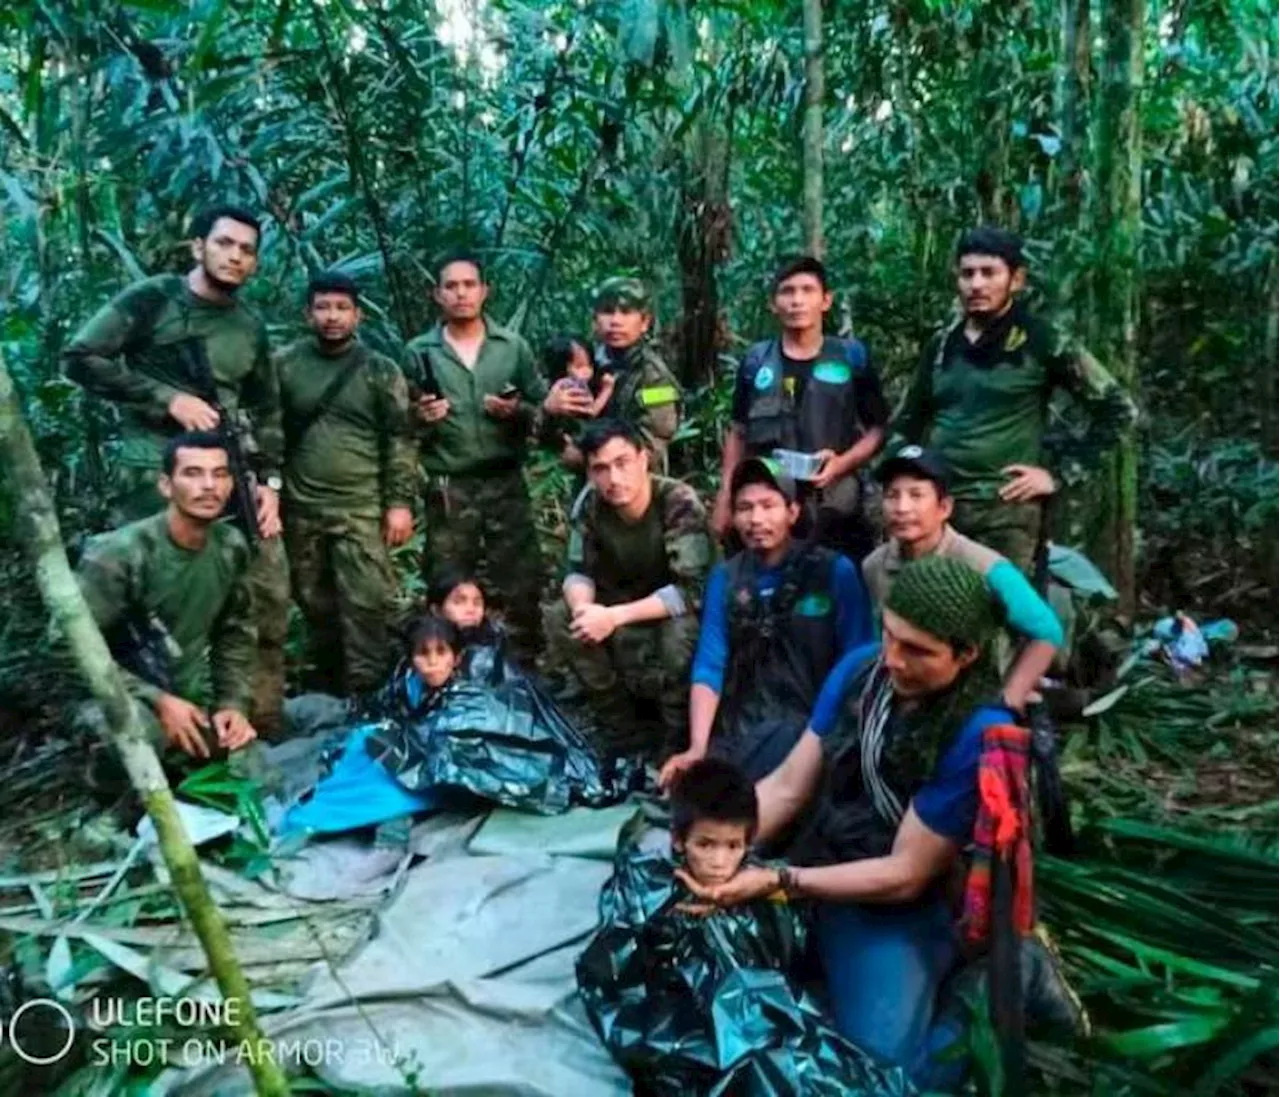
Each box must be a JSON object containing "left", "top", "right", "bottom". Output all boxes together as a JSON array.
[{"left": 286, "top": 345, "right": 369, "bottom": 453}]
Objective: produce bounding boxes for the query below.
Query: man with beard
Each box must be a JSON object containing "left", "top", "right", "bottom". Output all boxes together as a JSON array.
[
  {"left": 712, "top": 256, "right": 889, "bottom": 563},
  {"left": 277, "top": 272, "right": 416, "bottom": 694},
  {"left": 894, "top": 227, "right": 1137, "bottom": 573},
  {"left": 544, "top": 420, "right": 712, "bottom": 761},
  {"left": 659, "top": 456, "right": 873, "bottom": 787},
  {"left": 408, "top": 251, "right": 593, "bottom": 664},
  {"left": 590, "top": 277, "right": 683, "bottom": 474},
  {"left": 64, "top": 206, "right": 290, "bottom": 737},
  {"left": 75, "top": 433, "right": 259, "bottom": 772}
]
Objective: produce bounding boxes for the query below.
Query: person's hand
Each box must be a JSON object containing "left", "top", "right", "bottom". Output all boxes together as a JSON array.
[
  {"left": 416, "top": 395, "right": 451, "bottom": 424},
  {"left": 999, "top": 464, "right": 1056, "bottom": 503},
  {"left": 710, "top": 492, "right": 733, "bottom": 540},
  {"left": 482, "top": 393, "right": 521, "bottom": 420},
  {"left": 810, "top": 448, "right": 847, "bottom": 490},
  {"left": 212, "top": 709, "right": 257, "bottom": 751},
  {"left": 560, "top": 438, "right": 585, "bottom": 469},
  {"left": 657, "top": 745, "right": 706, "bottom": 790},
  {"left": 674, "top": 865, "right": 782, "bottom": 908},
  {"left": 543, "top": 378, "right": 594, "bottom": 418},
  {"left": 167, "top": 393, "right": 220, "bottom": 431},
  {"left": 382, "top": 506, "right": 414, "bottom": 547},
  {"left": 255, "top": 484, "right": 282, "bottom": 538},
  {"left": 570, "top": 603, "right": 618, "bottom": 644},
  {"left": 154, "top": 693, "right": 212, "bottom": 759}
]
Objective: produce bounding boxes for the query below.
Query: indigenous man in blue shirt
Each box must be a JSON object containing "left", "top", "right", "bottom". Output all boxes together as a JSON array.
[{"left": 659, "top": 456, "right": 873, "bottom": 787}]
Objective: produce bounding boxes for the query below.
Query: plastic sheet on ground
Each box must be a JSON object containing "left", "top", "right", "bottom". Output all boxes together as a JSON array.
[
  {"left": 156, "top": 807, "right": 638, "bottom": 1096},
  {"left": 576, "top": 840, "right": 917, "bottom": 1096}
]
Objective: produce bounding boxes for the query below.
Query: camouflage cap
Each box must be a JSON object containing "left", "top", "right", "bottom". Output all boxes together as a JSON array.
[
  {"left": 593, "top": 276, "right": 650, "bottom": 311},
  {"left": 730, "top": 456, "right": 798, "bottom": 504}
]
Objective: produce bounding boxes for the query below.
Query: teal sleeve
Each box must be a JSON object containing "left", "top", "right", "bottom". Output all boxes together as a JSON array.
[{"left": 986, "top": 560, "right": 1064, "bottom": 647}]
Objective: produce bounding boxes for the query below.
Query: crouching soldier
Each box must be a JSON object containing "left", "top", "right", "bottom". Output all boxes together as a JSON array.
[{"left": 75, "top": 433, "right": 259, "bottom": 780}]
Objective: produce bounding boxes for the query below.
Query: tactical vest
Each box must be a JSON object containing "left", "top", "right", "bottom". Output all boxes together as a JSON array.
[
  {"left": 716, "top": 543, "right": 840, "bottom": 777},
  {"left": 740, "top": 336, "right": 868, "bottom": 456}
]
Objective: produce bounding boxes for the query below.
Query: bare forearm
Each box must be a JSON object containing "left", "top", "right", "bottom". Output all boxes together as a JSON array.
[
  {"left": 838, "top": 426, "right": 884, "bottom": 472},
  {"left": 1003, "top": 640, "right": 1057, "bottom": 712},
  {"left": 611, "top": 592, "right": 672, "bottom": 627},
  {"left": 787, "top": 856, "right": 924, "bottom": 905},
  {"left": 718, "top": 426, "right": 745, "bottom": 499},
  {"left": 563, "top": 575, "right": 596, "bottom": 611},
  {"left": 687, "top": 683, "right": 720, "bottom": 754}
]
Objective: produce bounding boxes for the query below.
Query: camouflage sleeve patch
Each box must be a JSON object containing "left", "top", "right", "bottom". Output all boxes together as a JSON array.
[
  {"left": 1044, "top": 335, "right": 1140, "bottom": 481},
  {"left": 662, "top": 481, "right": 713, "bottom": 612}
]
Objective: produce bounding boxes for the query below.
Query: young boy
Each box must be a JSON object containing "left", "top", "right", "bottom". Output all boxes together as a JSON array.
[{"left": 670, "top": 757, "right": 758, "bottom": 888}]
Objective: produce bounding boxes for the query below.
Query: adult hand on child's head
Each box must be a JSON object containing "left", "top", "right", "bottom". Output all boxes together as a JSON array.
[{"left": 657, "top": 746, "right": 705, "bottom": 790}]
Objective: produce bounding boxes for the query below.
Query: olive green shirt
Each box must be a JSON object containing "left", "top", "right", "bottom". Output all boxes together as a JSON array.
[
  {"left": 77, "top": 512, "right": 257, "bottom": 713},
  {"left": 63, "top": 274, "right": 282, "bottom": 477},
  {"left": 405, "top": 318, "right": 548, "bottom": 476},
  {"left": 277, "top": 336, "right": 416, "bottom": 518}
]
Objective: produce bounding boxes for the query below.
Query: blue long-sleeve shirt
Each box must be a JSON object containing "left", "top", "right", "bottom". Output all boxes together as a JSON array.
[{"left": 691, "top": 552, "right": 873, "bottom": 694}]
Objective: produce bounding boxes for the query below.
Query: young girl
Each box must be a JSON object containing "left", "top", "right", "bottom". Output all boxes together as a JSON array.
[
  {"left": 426, "top": 567, "right": 513, "bottom": 682},
  {"left": 541, "top": 333, "right": 615, "bottom": 468}
]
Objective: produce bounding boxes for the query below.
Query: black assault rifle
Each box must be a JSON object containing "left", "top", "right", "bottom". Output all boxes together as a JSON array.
[{"left": 176, "top": 338, "right": 260, "bottom": 546}]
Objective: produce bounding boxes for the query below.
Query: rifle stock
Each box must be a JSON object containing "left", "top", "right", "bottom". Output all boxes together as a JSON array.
[{"left": 177, "top": 339, "right": 260, "bottom": 546}]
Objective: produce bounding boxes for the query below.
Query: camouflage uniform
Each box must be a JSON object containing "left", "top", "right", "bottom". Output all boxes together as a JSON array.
[
  {"left": 895, "top": 303, "right": 1138, "bottom": 573},
  {"left": 544, "top": 475, "right": 713, "bottom": 761},
  {"left": 74, "top": 511, "right": 256, "bottom": 762},
  {"left": 592, "top": 277, "right": 683, "bottom": 474},
  {"left": 405, "top": 317, "right": 548, "bottom": 664},
  {"left": 63, "top": 273, "right": 291, "bottom": 736},
  {"left": 278, "top": 336, "right": 417, "bottom": 693}
]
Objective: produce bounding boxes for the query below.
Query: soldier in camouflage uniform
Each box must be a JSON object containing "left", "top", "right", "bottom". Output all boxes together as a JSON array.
[
  {"left": 894, "top": 226, "right": 1139, "bottom": 573},
  {"left": 407, "top": 252, "right": 595, "bottom": 665},
  {"left": 544, "top": 421, "right": 713, "bottom": 762},
  {"left": 278, "top": 273, "right": 417, "bottom": 694},
  {"left": 591, "top": 277, "right": 683, "bottom": 474},
  {"left": 75, "top": 434, "right": 259, "bottom": 770},
  {"left": 62, "top": 206, "right": 291, "bottom": 737}
]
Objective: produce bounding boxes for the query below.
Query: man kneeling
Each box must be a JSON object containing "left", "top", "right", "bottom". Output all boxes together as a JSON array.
[{"left": 77, "top": 432, "right": 259, "bottom": 776}]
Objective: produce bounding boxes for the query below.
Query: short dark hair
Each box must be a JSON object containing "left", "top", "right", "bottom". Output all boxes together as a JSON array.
[
  {"left": 580, "top": 419, "right": 645, "bottom": 460},
  {"left": 435, "top": 250, "right": 485, "bottom": 283},
  {"left": 161, "top": 430, "right": 227, "bottom": 476},
  {"left": 307, "top": 271, "right": 360, "bottom": 306},
  {"left": 543, "top": 334, "right": 592, "bottom": 379},
  {"left": 427, "top": 565, "right": 486, "bottom": 612},
  {"left": 407, "top": 614, "right": 461, "bottom": 657},
  {"left": 670, "top": 758, "right": 759, "bottom": 841},
  {"left": 772, "top": 254, "right": 828, "bottom": 293},
  {"left": 189, "top": 206, "right": 261, "bottom": 241},
  {"left": 956, "top": 226, "right": 1025, "bottom": 270}
]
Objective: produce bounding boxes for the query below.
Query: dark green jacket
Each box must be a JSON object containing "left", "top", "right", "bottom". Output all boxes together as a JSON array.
[
  {"left": 277, "top": 336, "right": 417, "bottom": 517},
  {"left": 406, "top": 318, "right": 548, "bottom": 476},
  {"left": 63, "top": 274, "right": 282, "bottom": 477}
]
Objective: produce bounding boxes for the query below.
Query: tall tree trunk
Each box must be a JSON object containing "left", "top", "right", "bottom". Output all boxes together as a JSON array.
[
  {"left": 0, "top": 354, "right": 290, "bottom": 1097},
  {"left": 1056, "top": 0, "right": 1092, "bottom": 227},
  {"left": 801, "top": 0, "right": 824, "bottom": 257},
  {"left": 1091, "top": 0, "right": 1144, "bottom": 612}
]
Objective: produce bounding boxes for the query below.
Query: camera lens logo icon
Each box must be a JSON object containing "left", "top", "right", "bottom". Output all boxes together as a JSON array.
[{"left": 8, "top": 998, "right": 77, "bottom": 1065}]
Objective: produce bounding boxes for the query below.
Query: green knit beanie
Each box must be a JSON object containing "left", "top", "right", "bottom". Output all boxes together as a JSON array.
[{"left": 884, "top": 555, "right": 997, "bottom": 649}]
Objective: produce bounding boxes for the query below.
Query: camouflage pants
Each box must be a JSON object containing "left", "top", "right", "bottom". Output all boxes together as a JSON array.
[
  {"left": 109, "top": 464, "right": 291, "bottom": 738},
  {"left": 284, "top": 507, "right": 397, "bottom": 694},
  {"left": 543, "top": 599, "right": 697, "bottom": 762},
  {"left": 423, "top": 470, "right": 544, "bottom": 664},
  {"left": 951, "top": 498, "right": 1043, "bottom": 576}
]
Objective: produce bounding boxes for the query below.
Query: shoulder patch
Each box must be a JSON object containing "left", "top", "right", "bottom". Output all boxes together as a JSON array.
[{"left": 794, "top": 591, "right": 834, "bottom": 618}]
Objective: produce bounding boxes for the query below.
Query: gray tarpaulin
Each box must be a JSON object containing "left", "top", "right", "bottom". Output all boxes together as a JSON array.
[{"left": 156, "top": 807, "right": 638, "bottom": 1095}]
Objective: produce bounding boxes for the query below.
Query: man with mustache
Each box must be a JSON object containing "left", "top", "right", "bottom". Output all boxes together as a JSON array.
[
  {"left": 276, "top": 272, "right": 416, "bottom": 694},
  {"left": 75, "top": 433, "right": 259, "bottom": 773},
  {"left": 894, "top": 226, "right": 1138, "bottom": 573},
  {"left": 544, "top": 420, "right": 712, "bottom": 761},
  {"left": 64, "top": 206, "right": 290, "bottom": 737},
  {"left": 712, "top": 255, "right": 889, "bottom": 563}
]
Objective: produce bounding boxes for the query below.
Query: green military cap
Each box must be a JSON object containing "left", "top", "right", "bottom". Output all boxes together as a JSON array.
[{"left": 593, "top": 276, "right": 650, "bottom": 311}]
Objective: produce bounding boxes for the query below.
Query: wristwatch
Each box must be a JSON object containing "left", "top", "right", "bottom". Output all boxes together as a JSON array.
[{"left": 264, "top": 475, "right": 283, "bottom": 492}]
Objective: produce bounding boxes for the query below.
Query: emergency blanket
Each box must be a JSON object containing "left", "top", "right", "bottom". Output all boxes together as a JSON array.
[{"left": 576, "top": 838, "right": 917, "bottom": 1096}]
